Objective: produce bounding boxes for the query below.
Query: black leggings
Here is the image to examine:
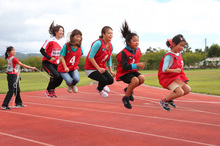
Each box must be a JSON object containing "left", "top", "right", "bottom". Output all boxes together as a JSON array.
[
  {"left": 88, "top": 70, "right": 114, "bottom": 91},
  {"left": 42, "top": 60, "right": 63, "bottom": 91},
  {"left": 2, "top": 74, "right": 22, "bottom": 107}
]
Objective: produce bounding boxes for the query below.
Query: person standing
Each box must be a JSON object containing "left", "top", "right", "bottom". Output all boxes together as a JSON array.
[
  {"left": 57, "top": 29, "right": 83, "bottom": 93},
  {"left": 1, "top": 46, "right": 36, "bottom": 110},
  {"left": 40, "top": 21, "right": 65, "bottom": 97},
  {"left": 158, "top": 34, "right": 191, "bottom": 111},
  {"left": 84, "top": 26, "right": 115, "bottom": 98}
]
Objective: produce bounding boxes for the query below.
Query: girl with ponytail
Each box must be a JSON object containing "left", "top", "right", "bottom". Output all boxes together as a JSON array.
[
  {"left": 2, "top": 46, "right": 36, "bottom": 110},
  {"left": 158, "top": 34, "right": 191, "bottom": 111},
  {"left": 116, "top": 21, "right": 145, "bottom": 109},
  {"left": 40, "top": 21, "right": 65, "bottom": 98}
]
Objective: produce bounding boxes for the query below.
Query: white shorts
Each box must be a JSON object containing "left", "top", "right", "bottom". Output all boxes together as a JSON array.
[{"left": 167, "top": 79, "right": 185, "bottom": 91}]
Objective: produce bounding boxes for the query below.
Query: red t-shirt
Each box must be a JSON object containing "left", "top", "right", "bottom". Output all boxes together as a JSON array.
[{"left": 42, "top": 37, "right": 64, "bottom": 64}]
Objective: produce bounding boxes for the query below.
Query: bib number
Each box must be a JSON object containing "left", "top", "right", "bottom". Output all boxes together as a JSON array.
[{"left": 70, "top": 56, "right": 75, "bottom": 65}]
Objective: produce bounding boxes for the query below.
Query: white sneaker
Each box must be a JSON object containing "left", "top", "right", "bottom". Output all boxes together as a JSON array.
[
  {"left": 73, "top": 86, "right": 78, "bottom": 93},
  {"left": 67, "top": 85, "right": 73, "bottom": 93},
  {"left": 96, "top": 88, "right": 108, "bottom": 98},
  {"left": 103, "top": 86, "right": 110, "bottom": 93}
]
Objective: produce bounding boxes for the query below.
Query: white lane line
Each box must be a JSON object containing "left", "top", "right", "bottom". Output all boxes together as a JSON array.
[
  {"left": 0, "top": 131, "right": 54, "bottom": 146},
  {"left": 25, "top": 101, "right": 220, "bottom": 127},
  {"left": 2, "top": 111, "right": 215, "bottom": 146},
  {"left": 19, "top": 92, "right": 220, "bottom": 116}
]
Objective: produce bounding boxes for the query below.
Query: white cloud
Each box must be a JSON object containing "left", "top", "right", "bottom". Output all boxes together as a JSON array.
[{"left": 1, "top": 0, "right": 220, "bottom": 56}]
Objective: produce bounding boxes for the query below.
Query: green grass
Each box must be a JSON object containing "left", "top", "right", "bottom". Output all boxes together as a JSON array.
[
  {"left": 0, "top": 71, "right": 93, "bottom": 94},
  {"left": 141, "top": 69, "right": 220, "bottom": 96},
  {"left": 0, "top": 69, "right": 220, "bottom": 96}
]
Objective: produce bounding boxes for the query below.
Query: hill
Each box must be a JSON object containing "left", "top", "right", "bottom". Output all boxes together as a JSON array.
[{"left": 0, "top": 52, "right": 42, "bottom": 59}]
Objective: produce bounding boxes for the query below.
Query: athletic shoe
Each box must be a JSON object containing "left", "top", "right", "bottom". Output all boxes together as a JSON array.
[
  {"left": 122, "top": 96, "right": 132, "bottom": 109},
  {"left": 15, "top": 104, "right": 25, "bottom": 108},
  {"left": 50, "top": 89, "right": 57, "bottom": 97},
  {"left": 103, "top": 86, "right": 110, "bottom": 93},
  {"left": 168, "top": 100, "right": 176, "bottom": 108},
  {"left": 45, "top": 90, "right": 53, "bottom": 98},
  {"left": 1, "top": 105, "right": 11, "bottom": 110},
  {"left": 96, "top": 88, "right": 108, "bottom": 98},
  {"left": 67, "top": 85, "right": 73, "bottom": 93},
  {"left": 73, "top": 86, "right": 78, "bottom": 93},
  {"left": 159, "top": 99, "right": 170, "bottom": 111},
  {"left": 124, "top": 87, "right": 134, "bottom": 101}
]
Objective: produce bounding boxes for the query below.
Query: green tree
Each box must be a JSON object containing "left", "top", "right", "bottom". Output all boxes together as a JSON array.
[
  {"left": 143, "top": 49, "right": 167, "bottom": 70},
  {"left": 207, "top": 44, "right": 220, "bottom": 57},
  {"left": 0, "top": 57, "right": 7, "bottom": 72},
  {"left": 182, "top": 52, "right": 204, "bottom": 69}
]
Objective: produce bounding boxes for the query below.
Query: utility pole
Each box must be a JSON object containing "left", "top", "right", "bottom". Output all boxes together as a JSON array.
[{"left": 205, "top": 38, "right": 207, "bottom": 60}]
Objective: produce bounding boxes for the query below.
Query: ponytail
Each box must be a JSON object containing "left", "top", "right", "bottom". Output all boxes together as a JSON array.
[
  {"left": 49, "top": 21, "right": 64, "bottom": 37},
  {"left": 5, "top": 46, "right": 14, "bottom": 59},
  {"left": 121, "top": 20, "right": 138, "bottom": 45}
]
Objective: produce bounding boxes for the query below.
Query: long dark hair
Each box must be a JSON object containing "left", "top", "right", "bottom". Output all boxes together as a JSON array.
[
  {"left": 5, "top": 46, "right": 14, "bottom": 59},
  {"left": 68, "top": 29, "right": 82, "bottom": 47},
  {"left": 166, "top": 34, "right": 186, "bottom": 48},
  {"left": 121, "top": 20, "right": 138, "bottom": 45},
  {"left": 99, "top": 26, "right": 113, "bottom": 39},
  {"left": 49, "top": 21, "right": 64, "bottom": 38}
]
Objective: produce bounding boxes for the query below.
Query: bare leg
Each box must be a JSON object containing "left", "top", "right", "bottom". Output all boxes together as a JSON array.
[{"left": 125, "top": 77, "right": 139, "bottom": 97}]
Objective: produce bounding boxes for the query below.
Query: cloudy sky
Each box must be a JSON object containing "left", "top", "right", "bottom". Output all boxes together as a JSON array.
[{"left": 1, "top": 0, "right": 220, "bottom": 56}]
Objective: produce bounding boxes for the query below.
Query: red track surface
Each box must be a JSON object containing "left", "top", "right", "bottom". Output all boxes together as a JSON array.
[{"left": 0, "top": 81, "right": 220, "bottom": 146}]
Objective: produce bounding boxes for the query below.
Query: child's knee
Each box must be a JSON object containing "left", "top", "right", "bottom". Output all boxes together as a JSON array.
[
  {"left": 184, "top": 85, "right": 191, "bottom": 95},
  {"left": 138, "top": 75, "right": 145, "bottom": 84},
  {"left": 131, "top": 77, "right": 139, "bottom": 86},
  {"left": 175, "top": 88, "right": 184, "bottom": 97}
]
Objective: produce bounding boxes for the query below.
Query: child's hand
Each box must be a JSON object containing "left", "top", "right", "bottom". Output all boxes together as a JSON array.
[
  {"left": 175, "top": 68, "right": 181, "bottom": 73},
  {"left": 50, "top": 57, "right": 56, "bottom": 62},
  {"left": 64, "top": 67, "right": 69, "bottom": 72},
  {"left": 137, "top": 62, "right": 145, "bottom": 69},
  {"left": 98, "top": 68, "right": 105, "bottom": 74},
  {"left": 32, "top": 67, "right": 37, "bottom": 70}
]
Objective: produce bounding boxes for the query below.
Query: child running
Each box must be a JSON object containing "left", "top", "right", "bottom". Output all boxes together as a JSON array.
[
  {"left": 116, "top": 21, "right": 145, "bottom": 109},
  {"left": 1, "top": 46, "right": 36, "bottom": 110},
  {"left": 40, "top": 21, "right": 65, "bottom": 98},
  {"left": 158, "top": 34, "right": 191, "bottom": 111},
  {"left": 57, "top": 29, "right": 83, "bottom": 93},
  {"left": 84, "top": 26, "right": 115, "bottom": 98}
]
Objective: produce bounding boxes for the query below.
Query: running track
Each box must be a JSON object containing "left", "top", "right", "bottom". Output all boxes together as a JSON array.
[{"left": 0, "top": 80, "right": 220, "bottom": 146}]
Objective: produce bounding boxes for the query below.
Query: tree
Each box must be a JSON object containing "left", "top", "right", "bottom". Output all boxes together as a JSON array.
[
  {"left": 142, "top": 49, "right": 167, "bottom": 70},
  {"left": 182, "top": 52, "right": 204, "bottom": 69},
  {"left": 207, "top": 44, "right": 220, "bottom": 57},
  {"left": 0, "top": 57, "right": 7, "bottom": 72}
]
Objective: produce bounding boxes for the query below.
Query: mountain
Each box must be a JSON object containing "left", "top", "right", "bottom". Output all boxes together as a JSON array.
[{"left": 0, "top": 52, "right": 42, "bottom": 59}]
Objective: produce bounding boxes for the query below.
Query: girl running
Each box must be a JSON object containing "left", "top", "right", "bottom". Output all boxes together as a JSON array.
[
  {"left": 116, "top": 21, "right": 145, "bottom": 109},
  {"left": 1, "top": 46, "right": 36, "bottom": 110},
  {"left": 158, "top": 34, "right": 191, "bottom": 111},
  {"left": 84, "top": 26, "right": 115, "bottom": 98},
  {"left": 57, "top": 29, "right": 83, "bottom": 93},
  {"left": 40, "top": 21, "right": 65, "bottom": 98}
]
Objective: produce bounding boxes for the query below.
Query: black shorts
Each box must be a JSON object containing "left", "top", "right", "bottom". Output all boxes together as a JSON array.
[{"left": 120, "top": 72, "right": 141, "bottom": 84}]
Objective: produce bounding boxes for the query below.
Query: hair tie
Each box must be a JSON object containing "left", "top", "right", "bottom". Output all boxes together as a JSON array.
[{"left": 167, "top": 39, "right": 173, "bottom": 47}]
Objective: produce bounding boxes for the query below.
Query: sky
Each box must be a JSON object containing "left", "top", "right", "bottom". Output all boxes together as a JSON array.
[{"left": 1, "top": 0, "right": 220, "bottom": 56}]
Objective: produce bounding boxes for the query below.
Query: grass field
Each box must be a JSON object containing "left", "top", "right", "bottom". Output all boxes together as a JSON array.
[
  {"left": 0, "top": 69, "right": 219, "bottom": 95},
  {"left": 141, "top": 69, "right": 220, "bottom": 96}
]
